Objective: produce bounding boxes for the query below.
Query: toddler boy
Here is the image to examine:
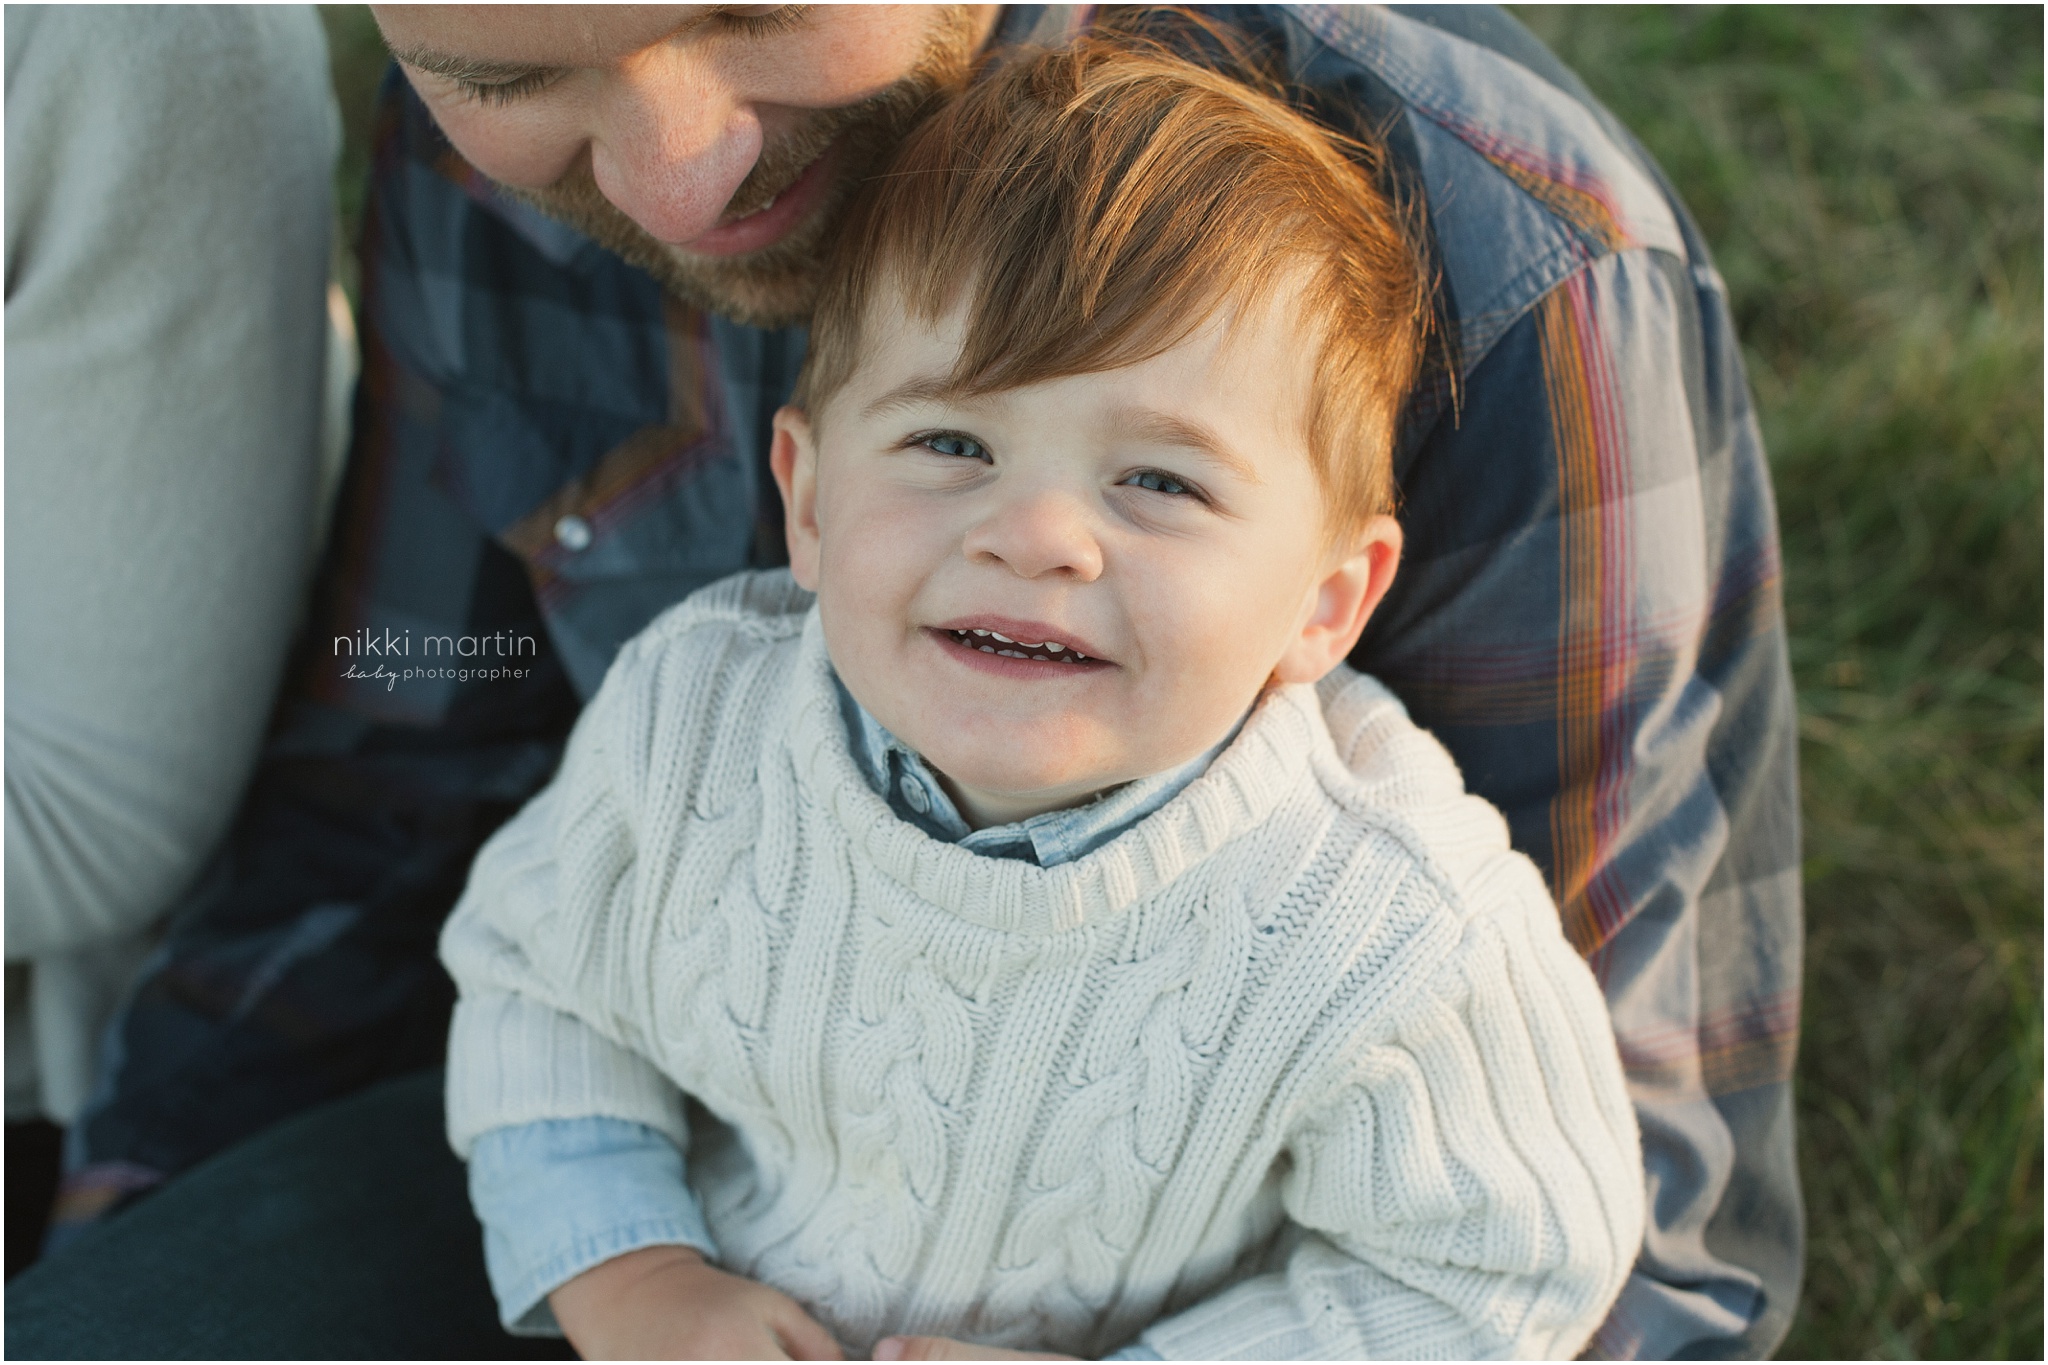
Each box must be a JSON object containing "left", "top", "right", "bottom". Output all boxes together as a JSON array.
[{"left": 442, "top": 36, "right": 1642, "bottom": 1361}]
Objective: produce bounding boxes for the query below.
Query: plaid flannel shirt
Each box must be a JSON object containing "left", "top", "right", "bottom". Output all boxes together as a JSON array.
[{"left": 71, "top": 7, "right": 1801, "bottom": 1357}]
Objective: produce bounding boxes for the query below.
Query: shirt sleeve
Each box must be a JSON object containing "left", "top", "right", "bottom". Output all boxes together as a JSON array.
[
  {"left": 1357, "top": 245, "right": 1804, "bottom": 1357},
  {"left": 468, "top": 1116, "right": 719, "bottom": 1336},
  {"left": 3, "top": 7, "right": 335, "bottom": 959},
  {"left": 1136, "top": 884, "right": 1644, "bottom": 1361}
]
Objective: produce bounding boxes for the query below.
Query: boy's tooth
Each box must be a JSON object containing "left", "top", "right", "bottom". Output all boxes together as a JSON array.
[{"left": 955, "top": 627, "right": 1088, "bottom": 661}]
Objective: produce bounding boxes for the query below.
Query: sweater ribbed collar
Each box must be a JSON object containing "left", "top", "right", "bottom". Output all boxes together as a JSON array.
[{"left": 777, "top": 608, "right": 1334, "bottom": 936}]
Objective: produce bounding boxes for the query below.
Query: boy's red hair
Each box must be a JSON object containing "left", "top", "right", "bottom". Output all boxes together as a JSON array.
[{"left": 795, "top": 30, "right": 1431, "bottom": 539}]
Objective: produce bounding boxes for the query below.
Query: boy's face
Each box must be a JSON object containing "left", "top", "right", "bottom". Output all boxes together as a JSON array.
[{"left": 773, "top": 287, "right": 1401, "bottom": 828}]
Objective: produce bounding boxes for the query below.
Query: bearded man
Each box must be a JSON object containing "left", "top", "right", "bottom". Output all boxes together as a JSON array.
[{"left": 9, "top": 7, "right": 1803, "bottom": 1362}]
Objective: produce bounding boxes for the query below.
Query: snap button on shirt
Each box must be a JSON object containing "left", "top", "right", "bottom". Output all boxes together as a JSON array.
[
  {"left": 554, "top": 514, "right": 593, "bottom": 552},
  {"left": 899, "top": 774, "right": 931, "bottom": 814}
]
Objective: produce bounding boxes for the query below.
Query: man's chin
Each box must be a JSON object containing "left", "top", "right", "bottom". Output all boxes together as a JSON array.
[
  {"left": 504, "top": 177, "right": 828, "bottom": 329},
  {"left": 613, "top": 234, "right": 826, "bottom": 331}
]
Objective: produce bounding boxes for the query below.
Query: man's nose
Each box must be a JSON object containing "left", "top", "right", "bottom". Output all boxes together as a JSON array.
[
  {"left": 962, "top": 490, "right": 1106, "bottom": 582},
  {"left": 587, "top": 54, "right": 762, "bottom": 245}
]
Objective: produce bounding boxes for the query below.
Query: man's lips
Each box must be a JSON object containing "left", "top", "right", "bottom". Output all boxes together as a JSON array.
[{"left": 681, "top": 143, "right": 838, "bottom": 258}]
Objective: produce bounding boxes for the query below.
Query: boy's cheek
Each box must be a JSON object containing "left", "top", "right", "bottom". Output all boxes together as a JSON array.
[
  {"left": 782, "top": 492, "right": 824, "bottom": 589},
  {"left": 787, "top": 537, "right": 822, "bottom": 591},
  {"left": 821, "top": 491, "right": 955, "bottom": 583}
]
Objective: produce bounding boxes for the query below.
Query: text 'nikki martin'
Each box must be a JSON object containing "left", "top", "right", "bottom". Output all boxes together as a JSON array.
[{"left": 333, "top": 629, "right": 539, "bottom": 658}]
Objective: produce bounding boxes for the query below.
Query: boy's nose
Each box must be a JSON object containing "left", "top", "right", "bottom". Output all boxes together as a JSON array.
[
  {"left": 962, "top": 492, "right": 1105, "bottom": 582},
  {"left": 587, "top": 55, "right": 762, "bottom": 245}
]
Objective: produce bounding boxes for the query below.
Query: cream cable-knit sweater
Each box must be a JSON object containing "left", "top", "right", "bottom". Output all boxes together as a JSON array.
[{"left": 441, "top": 570, "right": 1643, "bottom": 1360}]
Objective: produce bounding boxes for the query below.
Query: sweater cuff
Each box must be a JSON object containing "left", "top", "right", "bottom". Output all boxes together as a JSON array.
[
  {"left": 469, "top": 1116, "right": 718, "bottom": 1336},
  {"left": 1136, "top": 1272, "right": 1323, "bottom": 1360},
  {"left": 446, "top": 992, "right": 689, "bottom": 1155}
]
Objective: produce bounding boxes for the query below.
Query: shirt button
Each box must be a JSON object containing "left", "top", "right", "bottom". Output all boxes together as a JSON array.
[
  {"left": 899, "top": 774, "right": 931, "bottom": 814},
  {"left": 553, "top": 514, "right": 593, "bottom": 552}
]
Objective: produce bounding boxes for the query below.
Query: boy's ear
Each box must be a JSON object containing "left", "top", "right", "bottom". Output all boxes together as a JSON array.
[
  {"left": 770, "top": 405, "right": 821, "bottom": 591},
  {"left": 1271, "top": 515, "right": 1403, "bottom": 686}
]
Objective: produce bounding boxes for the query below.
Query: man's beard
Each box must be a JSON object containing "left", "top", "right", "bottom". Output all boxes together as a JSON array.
[{"left": 503, "top": 7, "right": 981, "bottom": 328}]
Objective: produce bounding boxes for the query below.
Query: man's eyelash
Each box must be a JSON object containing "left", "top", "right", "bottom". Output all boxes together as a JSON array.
[
  {"left": 457, "top": 71, "right": 562, "bottom": 107},
  {"left": 715, "top": 6, "right": 810, "bottom": 37},
  {"left": 441, "top": 8, "right": 804, "bottom": 107}
]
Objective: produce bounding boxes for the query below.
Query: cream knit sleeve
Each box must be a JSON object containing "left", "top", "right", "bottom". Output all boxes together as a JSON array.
[
  {"left": 441, "top": 574, "right": 812, "bottom": 1156},
  {"left": 440, "top": 634, "right": 687, "bottom": 1158},
  {"left": 1140, "top": 878, "right": 1644, "bottom": 1361}
]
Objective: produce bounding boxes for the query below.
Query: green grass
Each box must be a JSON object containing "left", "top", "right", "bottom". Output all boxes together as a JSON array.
[
  {"left": 318, "top": 4, "right": 389, "bottom": 300},
  {"left": 319, "top": 6, "right": 2044, "bottom": 1356},
  {"left": 1515, "top": 7, "right": 2043, "bottom": 1358}
]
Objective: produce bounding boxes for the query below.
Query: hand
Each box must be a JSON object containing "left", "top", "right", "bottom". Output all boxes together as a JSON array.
[
  {"left": 548, "top": 1244, "right": 845, "bottom": 1360},
  {"left": 872, "top": 1337, "right": 1075, "bottom": 1361}
]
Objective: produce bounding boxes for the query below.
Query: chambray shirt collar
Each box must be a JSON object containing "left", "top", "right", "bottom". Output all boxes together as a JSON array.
[{"left": 832, "top": 672, "right": 1243, "bottom": 868}]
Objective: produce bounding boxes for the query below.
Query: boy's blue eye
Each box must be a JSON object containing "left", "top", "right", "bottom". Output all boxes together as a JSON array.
[
  {"left": 920, "top": 433, "right": 991, "bottom": 463},
  {"left": 1124, "top": 469, "right": 1194, "bottom": 496}
]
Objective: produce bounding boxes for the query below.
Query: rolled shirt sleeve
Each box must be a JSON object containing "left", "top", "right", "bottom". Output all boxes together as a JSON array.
[{"left": 468, "top": 1116, "right": 718, "bottom": 1336}]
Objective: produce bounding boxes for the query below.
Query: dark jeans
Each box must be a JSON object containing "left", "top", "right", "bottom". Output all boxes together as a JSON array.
[{"left": 5, "top": 1070, "right": 574, "bottom": 1360}]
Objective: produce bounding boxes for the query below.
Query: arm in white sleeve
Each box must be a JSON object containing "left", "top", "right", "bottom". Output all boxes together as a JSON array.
[
  {"left": 4, "top": 6, "right": 338, "bottom": 960},
  {"left": 440, "top": 619, "right": 711, "bottom": 1153},
  {"left": 440, "top": 626, "right": 725, "bottom": 1325},
  {"left": 440, "top": 782, "right": 692, "bottom": 1154},
  {"left": 1139, "top": 890, "right": 1645, "bottom": 1361}
]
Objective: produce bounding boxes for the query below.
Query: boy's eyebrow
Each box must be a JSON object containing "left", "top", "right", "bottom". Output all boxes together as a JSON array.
[
  {"left": 1116, "top": 408, "right": 1263, "bottom": 484},
  {"left": 861, "top": 375, "right": 980, "bottom": 421}
]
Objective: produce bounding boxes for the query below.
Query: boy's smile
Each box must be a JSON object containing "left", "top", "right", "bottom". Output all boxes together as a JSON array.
[
  {"left": 931, "top": 618, "right": 1110, "bottom": 669},
  {"left": 772, "top": 283, "right": 1401, "bottom": 830}
]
